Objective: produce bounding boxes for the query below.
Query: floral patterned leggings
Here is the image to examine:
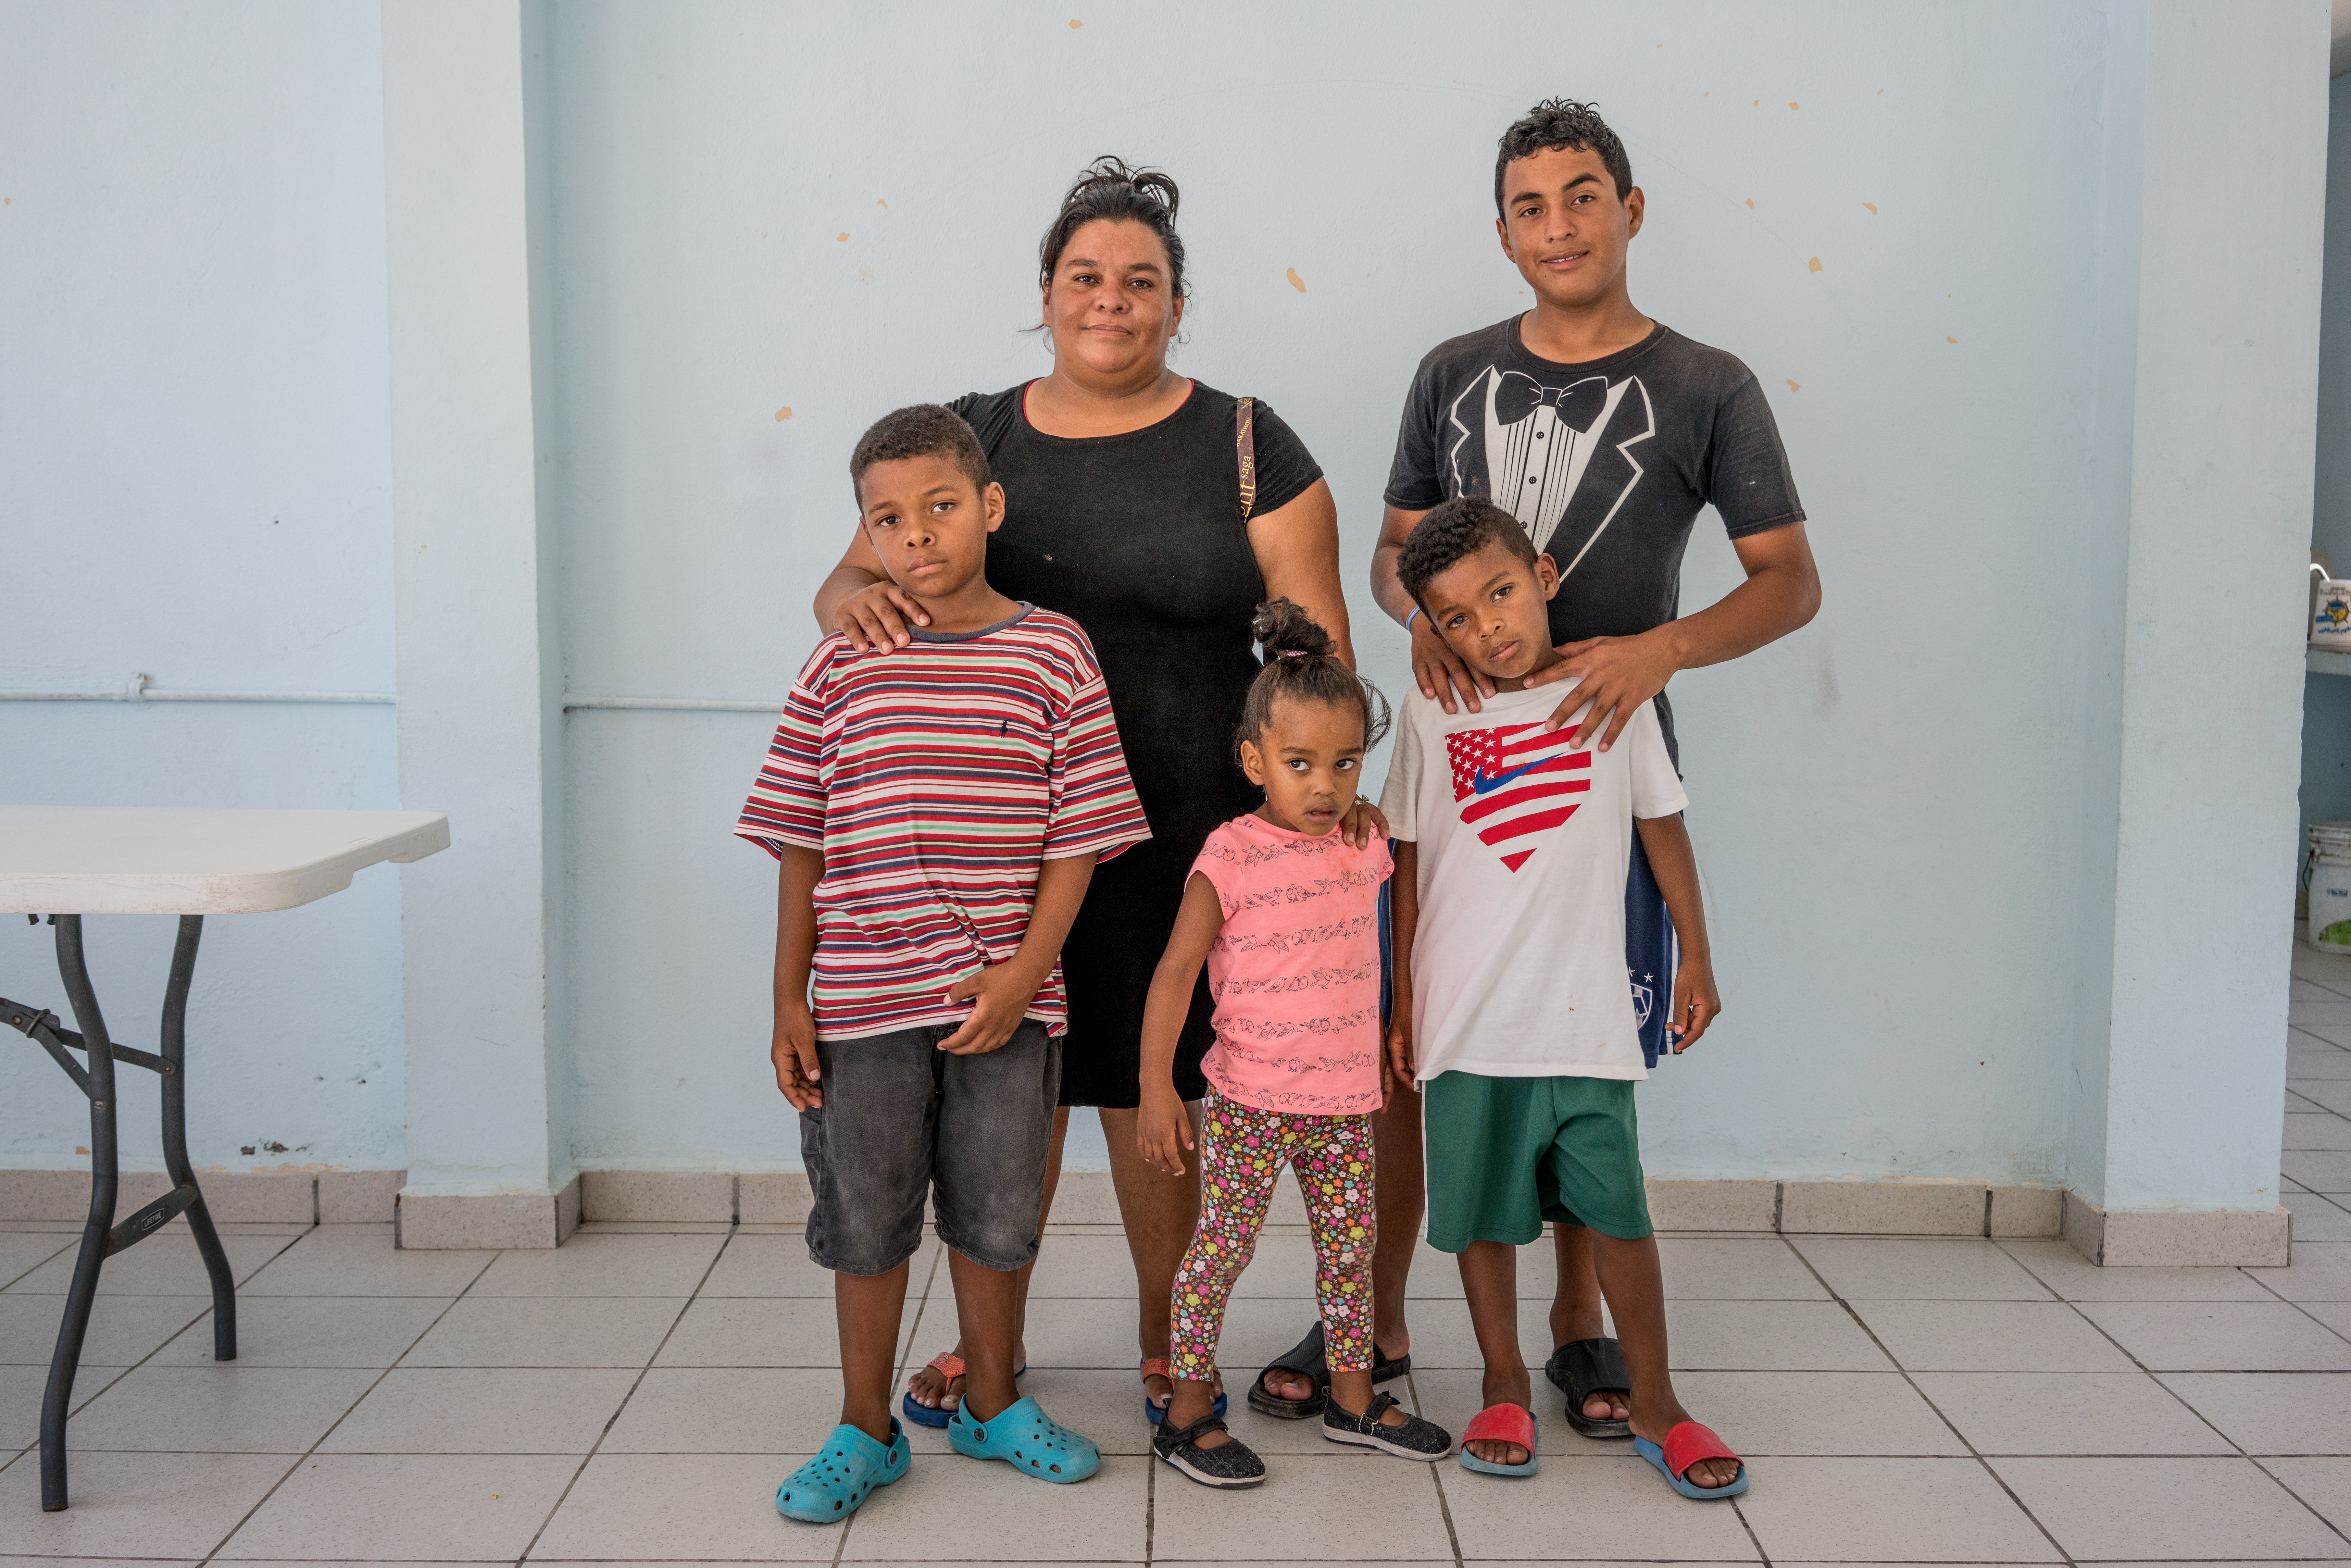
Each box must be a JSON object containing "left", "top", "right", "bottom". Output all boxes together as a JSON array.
[{"left": 1168, "top": 1089, "right": 1378, "bottom": 1380}]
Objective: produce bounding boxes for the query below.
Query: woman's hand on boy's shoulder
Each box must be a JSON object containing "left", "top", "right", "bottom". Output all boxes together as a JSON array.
[
  {"left": 772, "top": 1002, "right": 822, "bottom": 1109},
  {"left": 1340, "top": 799, "right": 1389, "bottom": 849},
  {"left": 832, "top": 579, "right": 931, "bottom": 654},
  {"left": 1667, "top": 952, "right": 1722, "bottom": 1054}
]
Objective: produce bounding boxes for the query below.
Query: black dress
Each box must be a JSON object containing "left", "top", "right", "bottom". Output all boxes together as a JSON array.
[{"left": 950, "top": 380, "right": 1325, "bottom": 1107}]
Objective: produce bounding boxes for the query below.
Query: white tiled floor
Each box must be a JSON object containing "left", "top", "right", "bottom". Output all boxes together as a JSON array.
[{"left": 5, "top": 946, "right": 2351, "bottom": 1563}]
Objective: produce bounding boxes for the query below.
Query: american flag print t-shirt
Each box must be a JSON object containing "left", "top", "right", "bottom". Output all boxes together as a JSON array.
[
  {"left": 734, "top": 605, "right": 1150, "bottom": 1042},
  {"left": 1378, "top": 677, "right": 1686, "bottom": 1082},
  {"left": 1189, "top": 812, "right": 1392, "bottom": 1116}
]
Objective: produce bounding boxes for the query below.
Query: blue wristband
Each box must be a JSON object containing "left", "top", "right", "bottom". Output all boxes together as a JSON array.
[{"left": 1405, "top": 605, "right": 1422, "bottom": 632}]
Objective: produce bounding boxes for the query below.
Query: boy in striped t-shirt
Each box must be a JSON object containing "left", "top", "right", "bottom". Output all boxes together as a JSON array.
[{"left": 738, "top": 405, "right": 1149, "bottom": 1522}]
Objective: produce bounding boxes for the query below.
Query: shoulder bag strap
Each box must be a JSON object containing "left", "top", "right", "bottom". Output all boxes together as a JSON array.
[{"left": 1236, "top": 396, "right": 1257, "bottom": 522}]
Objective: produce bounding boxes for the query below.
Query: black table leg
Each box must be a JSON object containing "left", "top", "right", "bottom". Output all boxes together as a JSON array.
[
  {"left": 159, "top": 917, "right": 235, "bottom": 1363},
  {"left": 10, "top": 915, "right": 236, "bottom": 1511},
  {"left": 41, "top": 915, "right": 116, "bottom": 1513}
]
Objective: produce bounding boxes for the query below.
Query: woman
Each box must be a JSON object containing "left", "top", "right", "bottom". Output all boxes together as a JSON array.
[{"left": 812, "top": 158, "right": 1356, "bottom": 1424}]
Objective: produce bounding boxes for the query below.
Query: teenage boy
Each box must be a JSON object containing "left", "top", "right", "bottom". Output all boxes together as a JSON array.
[
  {"left": 1269, "top": 95, "right": 1821, "bottom": 1441},
  {"left": 738, "top": 404, "right": 1149, "bottom": 1522},
  {"left": 1384, "top": 496, "right": 1744, "bottom": 1499}
]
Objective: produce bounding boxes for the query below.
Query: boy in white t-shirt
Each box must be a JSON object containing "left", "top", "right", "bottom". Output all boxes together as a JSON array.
[{"left": 1381, "top": 496, "right": 1746, "bottom": 1500}]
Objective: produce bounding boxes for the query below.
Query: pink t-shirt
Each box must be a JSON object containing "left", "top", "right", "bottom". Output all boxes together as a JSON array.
[{"left": 1189, "top": 812, "right": 1392, "bottom": 1116}]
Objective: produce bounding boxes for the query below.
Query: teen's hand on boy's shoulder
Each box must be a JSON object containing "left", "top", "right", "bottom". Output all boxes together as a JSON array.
[
  {"left": 832, "top": 579, "right": 931, "bottom": 654},
  {"left": 937, "top": 959, "right": 1046, "bottom": 1055},
  {"left": 1410, "top": 615, "right": 1494, "bottom": 715},
  {"left": 771, "top": 1002, "right": 822, "bottom": 1109},
  {"left": 1530, "top": 627, "right": 1678, "bottom": 749},
  {"left": 1667, "top": 952, "right": 1722, "bottom": 1053}
]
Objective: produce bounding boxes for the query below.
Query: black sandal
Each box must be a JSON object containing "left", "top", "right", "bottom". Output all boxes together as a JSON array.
[
  {"left": 1545, "top": 1337, "right": 1633, "bottom": 1439},
  {"left": 1249, "top": 1321, "right": 1413, "bottom": 1420},
  {"left": 1152, "top": 1411, "right": 1266, "bottom": 1489}
]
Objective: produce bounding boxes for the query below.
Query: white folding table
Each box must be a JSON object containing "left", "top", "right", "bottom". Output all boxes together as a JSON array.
[{"left": 0, "top": 807, "right": 447, "bottom": 1510}]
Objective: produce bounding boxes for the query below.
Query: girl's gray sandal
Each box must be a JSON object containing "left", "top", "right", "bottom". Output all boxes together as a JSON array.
[
  {"left": 1322, "top": 1391, "right": 1454, "bottom": 1460},
  {"left": 1152, "top": 1412, "right": 1267, "bottom": 1489}
]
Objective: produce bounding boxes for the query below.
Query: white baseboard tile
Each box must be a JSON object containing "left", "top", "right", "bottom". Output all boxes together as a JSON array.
[
  {"left": 0, "top": 1167, "right": 321, "bottom": 1223},
  {"left": 196, "top": 1171, "right": 318, "bottom": 1223},
  {"left": 737, "top": 1171, "right": 812, "bottom": 1225},
  {"left": 1779, "top": 1180, "right": 1989, "bottom": 1236},
  {"left": 1645, "top": 1180, "right": 1779, "bottom": 1231},
  {"left": 2062, "top": 1190, "right": 2291, "bottom": 1266},
  {"left": 396, "top": 1173, "right": 581, "bottom": 1249},
  {"left": 580, "top": 1169, "right": 736, "bottom": 1223},
  {"left": 1988, "top": 1186, "right": 2065, "bottom": 1238},
  {"left": 1047, "top": 1170, "right": 1122, "bottom": 1225},
  {"left": 319, "top": 1170, "right": 404, "bottom": 1224}
]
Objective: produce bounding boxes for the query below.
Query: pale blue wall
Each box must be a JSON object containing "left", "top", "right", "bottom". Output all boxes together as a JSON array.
[
  {"left": 0, "top": 1, "right": 2326, "bottom": 1200},
  {"left": 0, "top": 2, "right": 406, "bottom": 1174},
  {"left": 544, "top": 1, "right": 2115, "bottom": 1180}
]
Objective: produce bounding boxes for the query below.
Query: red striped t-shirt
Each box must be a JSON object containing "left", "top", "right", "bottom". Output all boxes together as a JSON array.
[{"left": 735, "top": 604, "right": 1150, "bottom": 1041}]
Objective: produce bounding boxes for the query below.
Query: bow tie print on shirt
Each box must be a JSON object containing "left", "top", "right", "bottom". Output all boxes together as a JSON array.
[
  {"left": 1491, "top": 371, "right": 1613, "bottom": 431},
  {"left": 1468, "top": 367, "right": 1652, "bottom": 560}
]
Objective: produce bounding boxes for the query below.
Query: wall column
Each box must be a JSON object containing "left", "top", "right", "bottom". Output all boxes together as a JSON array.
[
  {"left": 2068, "top": 0, "right": 2331, "bottom": 1264},
  {"left": 381, "top": 0, "right": 573, "bottom": 1246}
]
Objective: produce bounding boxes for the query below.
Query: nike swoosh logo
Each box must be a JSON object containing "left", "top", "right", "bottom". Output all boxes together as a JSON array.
[{"left": 1470, "top": 758, "right": 1548, "bottom": 795}]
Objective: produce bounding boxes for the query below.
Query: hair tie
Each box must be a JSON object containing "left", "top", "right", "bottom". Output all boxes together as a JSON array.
[{"left": 1276, "top": 649, "right": 1311, "bottom": 659}]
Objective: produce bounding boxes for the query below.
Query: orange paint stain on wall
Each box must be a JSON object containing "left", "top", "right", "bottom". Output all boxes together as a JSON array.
[
  {"left": 1808, "top": 256, "right": 1823, "bottom": 272},
  {"left": 1789, "top": 101, "right": 1800, "bottom": 110},
  {"left": 1745, "top": 198, "right": 1755, "bottom": 209},
  {"left": 836, "top": 232, "right": 848, "bottom": 242},
  {"left": 1946, "top": 336, "right": 1958, "bottom": 345},
  {"left": 1286, "top": 268, "right": 1306, "bottom": 293},
  {"left": 1863, "top": 202, "right": 1879, "bottom": 214},
  {"left": 774, "top": 407, "right": 793, "bottom": 421},
  {"left": 1785, "top": 380, "right": 1801, "bottom": 392},
  {"left": 1069, "top": 17, "right": 1082, "bottom": 26}
]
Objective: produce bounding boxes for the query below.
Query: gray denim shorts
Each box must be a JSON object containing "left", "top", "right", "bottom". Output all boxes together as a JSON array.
[{"left": 801, "top": 1020, "right": 1061, "bottom": 1276}]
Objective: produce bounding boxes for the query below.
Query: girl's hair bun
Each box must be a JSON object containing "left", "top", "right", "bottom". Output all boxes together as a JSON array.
[
  {"left": 1250, "top": 597, "right": 1337, "bottom": 660},
  {"left": 1234, "top": 598, "right": 1391, "bottom": 761}
]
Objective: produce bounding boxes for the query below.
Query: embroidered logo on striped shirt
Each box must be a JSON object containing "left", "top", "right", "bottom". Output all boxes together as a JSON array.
[{"left": 1443, "top": 723, "right": 1592, "bottom": 873}]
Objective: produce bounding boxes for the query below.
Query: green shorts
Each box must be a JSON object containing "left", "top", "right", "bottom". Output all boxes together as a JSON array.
[{"left": 1422, "top": 1072, "right": 1652, "bottom": 1248}]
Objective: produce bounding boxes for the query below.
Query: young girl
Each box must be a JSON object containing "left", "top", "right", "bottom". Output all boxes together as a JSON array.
[{"left": 1137, "top": 600, "right": 1454, "bottom": 1489}]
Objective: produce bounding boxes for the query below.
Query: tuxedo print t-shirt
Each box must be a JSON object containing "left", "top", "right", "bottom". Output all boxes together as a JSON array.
[{"left": 1383, "top": 318, "right": 1805, "bottom": 761}]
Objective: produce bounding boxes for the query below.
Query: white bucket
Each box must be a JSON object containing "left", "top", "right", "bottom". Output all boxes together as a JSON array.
[
  {"left": 2313, "top": 578, "right": 2351, "bottom": 654},
  {"left": 2310, "top": 823, "right": 2351, "bottom": 953}
]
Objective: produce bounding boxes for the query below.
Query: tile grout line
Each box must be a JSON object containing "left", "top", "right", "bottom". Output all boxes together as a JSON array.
[
  {"left": 847, "top": 1237, "right": 949, "bottom": 1568},
  {"left": 1400, "top": 1369, "right": 1465, "bottom": 1568},
  {"left": 1994, "top": 1237, "right": 2279, "bottom": 1437},
  {"left": 190, "top": 1225, "right": 495, "bottom": 1568},
  {"left": 1997, "top": 1238, "right": 2351, "bottom": 1554},
  {"left": 1775, "top": 1233, "right": 2080, "bottom": 1567},
  {"left": 0, "top": 1225, "right": 319, "bottom": 1478},
  {"left": 1140, "top": 1408, "right": 1155, "bottom": 1567},
  {"left": 512, "top": 1227, "right": 737, "bottom": 1567},
  {"left": 2210, "top": 1257, "right": 2351, "bottom": 1549},
  {"left": 1726, "top": 1490, "right": 1772, "bottom": 1565}
]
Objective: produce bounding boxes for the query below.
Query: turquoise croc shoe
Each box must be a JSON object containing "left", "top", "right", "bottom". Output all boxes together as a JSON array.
[
  {"left": 776, "top": 1419, "right": 910, "bottom": 1523},
  {"left": 947, "top": 1395, "right": 1101, "bottom": 1483}
]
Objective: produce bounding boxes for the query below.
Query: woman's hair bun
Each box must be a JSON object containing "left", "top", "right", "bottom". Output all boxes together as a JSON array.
[
  {"left": 1250, "top": 597, "right": 1336, "bottom": 660},
  {"left": 1036, "top": 156, "right": 1188, "bottom": 301},
  {"left": 1062, "top": 156, "right": 1180, "bottom": 221}
]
